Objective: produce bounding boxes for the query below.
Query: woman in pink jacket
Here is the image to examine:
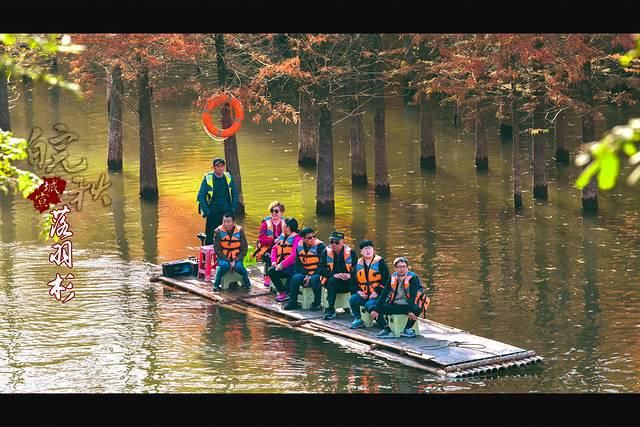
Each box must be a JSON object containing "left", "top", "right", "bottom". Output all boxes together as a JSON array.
[
  {"left": 267, "top": 217, "right": 301, "bottom": 302},
  {"left": 255, "top": 201, "right": 286, "bottom": 287}
]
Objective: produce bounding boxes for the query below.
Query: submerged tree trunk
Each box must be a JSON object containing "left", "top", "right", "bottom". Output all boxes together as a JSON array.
[
  {"left": 371, "top": 34, "right": 390, "bottom": 196},
  {"left": 297, "top": 90, "right": 318, "bottom": 167},
  {"left": 22, "top": 75, "right": 33, "bottom": 127},
  {"left": 475, "top": 108, "right": 488, "bottom": 171},
  {"left": 554, "top": 109, "right": 570, "bottom": 164},
  {"left": 511, "top": 101, "right": 522, "bottom": 210},
  {"left": 107, "top": 65, "right": 124, "bottom": 171},
  {"left": 401, "top": 35, "right": 417, "bottom": 104},
  {"left": 49, "top": 56, "right": 60, "bottom": 122},
  {"left": 349, "top": 93, "right": 367, "bottom": 186},
  {"left": 532, "top": 107, "right": 548, "bottom": 200},
  {"left": 581, "top": 112, "right": 598, "bottom": 212},
  {"left": 216, "top": 33, "right": 245, "bottom": 215},
  {"left": 419, "top": 92, "right": 436, "bottom": 170},
  {"left": 137, "top": 64, "right": 159, "bottom": 200},
  {"left": 316, "top": 86, "right": 334, "bottom": 215},
  {"left": 581, "top": 61, "right": 598, "bottom": 213},
  {"left": 0, "top": 66, "right": 10, "bottom": 131}
]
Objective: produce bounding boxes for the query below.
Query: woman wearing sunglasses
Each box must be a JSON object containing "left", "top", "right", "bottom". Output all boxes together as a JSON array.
[{"left": 253, "top": 201, "right": 285, "bottom": 287}]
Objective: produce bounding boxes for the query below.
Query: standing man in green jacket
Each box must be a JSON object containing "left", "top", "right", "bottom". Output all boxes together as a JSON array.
[{"left": 197, "top": 158, "right": 239, "bottom": 245}]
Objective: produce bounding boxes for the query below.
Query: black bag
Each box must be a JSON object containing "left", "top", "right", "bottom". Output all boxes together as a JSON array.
[{"left": 162, "top": 258, "right": 198, "bottom": 277}]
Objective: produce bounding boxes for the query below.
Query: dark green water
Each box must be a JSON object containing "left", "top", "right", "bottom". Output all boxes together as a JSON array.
[{"left": 1, "top": 82, "right": 639, "bottom": 392}]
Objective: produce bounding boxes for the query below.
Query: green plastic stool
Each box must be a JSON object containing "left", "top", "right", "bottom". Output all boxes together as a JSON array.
[
  {"left": 321, "top": 287, "right": 351, "bottom": 312},
  {"left": 386, "top": 314, "right": 420, "bottom": 337},
  {"left": 360, "top": 306, "right": 374, "bottom": 327},
  {"left": 298, "top": 287, "right": 315, "bottom": 309},
  {"left": 220, "top": 270, "right": 243, "bottom": 290}
]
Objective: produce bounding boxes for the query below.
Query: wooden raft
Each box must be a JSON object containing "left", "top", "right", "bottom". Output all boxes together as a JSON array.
[{"left": 154, "top": 265, "right": 543, "bottom": 379}]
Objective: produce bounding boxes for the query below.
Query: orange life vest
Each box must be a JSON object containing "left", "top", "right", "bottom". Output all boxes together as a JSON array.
[
  {"left": 296, "top": 239, "right": 323, "bottom": 275},
  {"left": 275, "top": 232, "right": 298, "bottom": 264},
  {"left": 355, "top": 255, "right": 382, "bottom": 296},
  {"left": 388, "top": 271, "right": 431, "bottom": 318},
  {"left": 252, "top": 216, "right": 281, "bottom": 259},
  {"left": 216, "top": 224, "right": 243, "bottom": 260},
  {"left": 320, "top": 245, "right": 353, "bottom": 285}
]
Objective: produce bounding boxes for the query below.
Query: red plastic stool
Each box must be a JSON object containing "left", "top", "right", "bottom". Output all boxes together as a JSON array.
[{"left": 197, "top": 245, "right": 217, "bottom": 281}]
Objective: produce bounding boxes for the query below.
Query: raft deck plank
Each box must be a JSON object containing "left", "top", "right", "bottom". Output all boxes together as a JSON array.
[{"left": 157, "top": 265, "right": 536, "bottom": 371}]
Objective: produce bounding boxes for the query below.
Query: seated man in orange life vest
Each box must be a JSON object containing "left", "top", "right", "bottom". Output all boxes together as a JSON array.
[
  {"left": 318, "top": 232, "right": 358, "bottom": 320},
  {"left": 370, "top": 256, "right": 430, "bottom": 338},
  {"left": 212, "top": 211, "right": 251, "bottom": 292},
  {"left": 282, "top": 227, "right": 326, "bottom": 310}
]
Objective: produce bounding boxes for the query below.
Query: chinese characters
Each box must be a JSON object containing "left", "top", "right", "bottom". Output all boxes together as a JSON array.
[
  {"left": 47, "top": 205, "right": 76, "bottom": 303},
  {"left": 27, "top": 123, "right": 112, "bottom": 212}
]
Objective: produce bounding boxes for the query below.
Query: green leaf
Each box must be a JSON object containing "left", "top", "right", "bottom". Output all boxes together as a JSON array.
[
  {"left": 17, "top": 173, "right": 32, "bottom": 192},
  {"left": 623, "top": 142, "right": 637, "bottom": 157},
  {"left": 576, "top": 160, "right": 600, "bottom": 189},
  {"left": 0, "top": 34, "right": 16, "bottom": 46},
  {"left": 598, "top": 153, "right": 619, "bottom": 190}
]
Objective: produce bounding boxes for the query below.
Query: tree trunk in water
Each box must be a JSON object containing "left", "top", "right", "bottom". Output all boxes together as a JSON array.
[
  {"left": 474, "top": 108, "right": 488, "bottom": 171},
  {"left": 137, "top": 64, "right": 159, "bottom": 200},
  {"left": 401, "top": 35, "right": 416, "bottom": 104},
  {"left": 419, "top": 93, "right": 436, "bottom": 170},
  {"left": 107, "top": 65, "right": 124, "bottom": 171},
  {"left": 581, "top": 112, "right": 598, "bottom": 212},
  {"left": 349, "top": 95, "right": 367, "bottom": 186},
  {"left": 581, "top": 61, "right": 598, "bottom": 213},
  {"left": 215, "top": 34, "right": 245, "bottom": 215},
  {"left": 297, "top": 90, "right": 318, "bottom": 167},
  {"left": 0, "top": 67, "right": 10, "bottom": 131},
  {"left": 371, "top": 34, "right": 390, "bottom": 196},
  {"left": 532, "top": 107, "right": 548, "bottom": 200},
  {"left": 512, "top": 101, "right": 522, "bottom": 210},
  {"left": 22, "top": 75, "right": 33, "bottom": 127},
  {"left": 221, "top": 103, "right": 245, "bottom": 215},
  {"left": 316, "top": 87, "right": 334, "bottom": 215},
  {"left": 49, "top": 56, "right": 60, "bottom": 124},
  {"left": 554, "top": 109, "right": 570, "bottom": 164}
]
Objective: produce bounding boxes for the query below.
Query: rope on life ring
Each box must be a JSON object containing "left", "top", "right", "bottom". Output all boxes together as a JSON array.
[{"left": 202, "top": 93, "right": 245, "bottom": 140}]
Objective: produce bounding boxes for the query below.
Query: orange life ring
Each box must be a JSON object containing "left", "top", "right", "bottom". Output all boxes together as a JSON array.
[{"left": 202, "top": 94, "right": 245, "bottom": 139}]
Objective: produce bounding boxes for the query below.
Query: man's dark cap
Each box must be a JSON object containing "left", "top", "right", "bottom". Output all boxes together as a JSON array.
[
  {"left": 329, "top": 231, "right": 345, "bottom": 240},
  {"left": 358, "top": 239, "right": 374, "bottom": 249},
  {"left": 213, "top": 158, "right": 226, "bottom": 166},
  {"left": 300, "top": 227, "right": 315, "bottom": 237}
]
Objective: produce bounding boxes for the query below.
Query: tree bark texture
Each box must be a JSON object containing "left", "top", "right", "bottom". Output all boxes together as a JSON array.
[
  {"left": 107, "top": 65, "right": 124, "bottom": 171},
  {"left": 554, "top": 109, "right": 570, "bottom": 164},
  {"left": 419, "top": 93, "right": 436, "bottom": 170},
  {"left": 371, "top": 34, "right": 390, "bottom": 197},
  {"left": 475, "top": 108, "right": 488, "bottom": 171},
  {"left": 316, "top": 88, "right": 335, "bottom": 215},
  {"left": 511, "top": 101, "right": 522, "bottom": 210},
  {"left": 581, "top": 62, "right": 598, "bottom": 212},
  {"left": 349, "top": 94, "right": 367, "bottom": 186},
  {"left": 137, "top": 64, "right": 159, "bottom": 200},
  {"left": 298, "top": 90, "right": 318, "bottom": 167},
  {"left": 216, "top": 33, "right": 245, "bottom": 215},
  {"left": 532, "top": 108, "right": 548, "bottom": 200},
  {"left": 0, "top": 67, "right": 10, "bottom": 131}
]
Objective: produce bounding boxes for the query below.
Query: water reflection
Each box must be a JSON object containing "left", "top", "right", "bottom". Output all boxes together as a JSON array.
[
  {"left": 351, "top": 186, "right": 368, "bottom": 244},
  {"left": 477, "top": 174, "right": 493, "bottom": 319},
  {"left": 1, "top": 194, "right": 16, "bottom": 243},
  {"left": 142, "top": 284, "right": 161, "bottom": 392},
  {"left": 374, "top": 196, "right": 390, "bottom": 256},
  {"left": 141, "top": 199, "right": 158, "bottom": 264},
  {"left": 578, "top": 217, "right": 602, "bottom": 390},
  {"left": 110, "top": 171, "right": 130, "bottom": 262},
  {"left": 533, "top": 208, "right": 554, "bottom": 329}
]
